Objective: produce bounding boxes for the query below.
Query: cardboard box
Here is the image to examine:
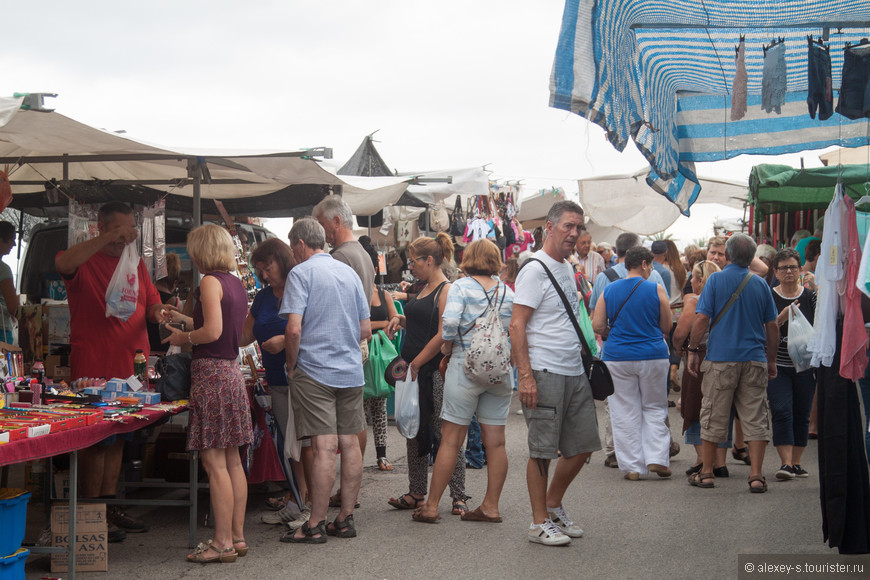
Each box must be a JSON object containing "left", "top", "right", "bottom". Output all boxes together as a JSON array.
[{"left": 51, "top": 503, "right": 108, "bottom": 572}]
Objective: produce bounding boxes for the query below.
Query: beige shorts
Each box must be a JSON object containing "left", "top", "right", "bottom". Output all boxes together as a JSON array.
[
  {"left": 290, "top": 367, "right": 365, "bottom": 438},
  {"left": 699, "top": 360, "right": 770, "bottom": 444}
]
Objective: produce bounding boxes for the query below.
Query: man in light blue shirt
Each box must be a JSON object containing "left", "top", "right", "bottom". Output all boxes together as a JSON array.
[
  {"left": 588, "top": 233, "right": 667, "bottom": 313},
  {"left": 280, "top": 217, "right": 371, "bottom": 542}
]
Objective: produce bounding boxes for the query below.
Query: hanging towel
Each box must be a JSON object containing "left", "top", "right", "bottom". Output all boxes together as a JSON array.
[
  {"left": 838, "top": 195, "right": 868, "bottom": 380},
  {"left": 808, "top": 185, "right": 844, "bottom": 368},
  {"left": 731, "top": 39, "right": 748, "bottom": 121}
]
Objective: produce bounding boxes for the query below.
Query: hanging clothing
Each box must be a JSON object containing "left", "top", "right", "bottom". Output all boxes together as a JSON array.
[
  {"left": 761, "top": 42, "right": 787, "bottom": 115},
  {"left": 467, "top": 218, "right": 491, "bottom": 242},
  {"left": 807, "top": 41, "right": 833, "bottom": 120},
  {"left": 809, "top": 185, "right": 844, "bottom": 368},
  {"left": 731, "top": 39, "right": 748, "bottom": 121},
  {"left": 836, "top": 43, "right": 870, "bottom": 120},
  {"left": 817, "top": 320, "right": 870, "bottom": 554},
  {"left": 839, "top": 195, "right": 868, "bottom": 380}
]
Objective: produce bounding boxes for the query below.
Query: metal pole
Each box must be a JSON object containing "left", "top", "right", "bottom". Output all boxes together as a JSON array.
[
  {"left": 69, "top": 449, "right": 78, "bottom": 580},
  {"left": 190, "top": 450, "right": 198, "bottom": 548}
]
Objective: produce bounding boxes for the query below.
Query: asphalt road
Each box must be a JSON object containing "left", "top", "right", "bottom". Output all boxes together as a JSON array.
[{"left": 24, "top": 393, "right": 869, "bottom": 579}]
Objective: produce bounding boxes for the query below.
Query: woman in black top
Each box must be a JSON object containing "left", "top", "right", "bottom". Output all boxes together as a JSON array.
[
  {"left": 768, "top": 248, "right": 817, "bottom": 480},
  {"left": 387, "top": 233, "right": 469, "bottom": 515}
]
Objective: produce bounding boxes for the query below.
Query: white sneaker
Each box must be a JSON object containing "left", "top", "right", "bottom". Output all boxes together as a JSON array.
[
  {"left": 547, "top": 505, "right": 584, "bottom": 538},
  {"left": 261, "top": 502, "right": 303, "bottom": 525},
  {"left": 285, "top": 508, "right": 311, "bottom": 530},
  {"left": 528, "top": 519, "right": 572, "bottom": 546}
]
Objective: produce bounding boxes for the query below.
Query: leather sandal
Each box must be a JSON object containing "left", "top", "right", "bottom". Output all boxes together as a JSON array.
[
  {"left": 688, "top": 471, "right": 715, "bottom": 488},
  {"left": 280, "top": 519, "right": 327, "bottom": 544},
  {"left": 329, "top": 490, "right": 360, "bottom": 509},
  {"left": 187, "top": 540, "right": 237, "bottom": 563},
  {"left": 387, "top": 493, "right": 424, "bottom": 510},
  {"left": 325, "top": 514, "right": 357, "bottom": 538},
  {"left": 732, "top": 445, "right": 751, "bottom": 465},
  {"left": 232, "top": 539, "right": 247, "bottom": 557},
  {"left": 748, "top": 475, "right": 768, "bottom": 494}
]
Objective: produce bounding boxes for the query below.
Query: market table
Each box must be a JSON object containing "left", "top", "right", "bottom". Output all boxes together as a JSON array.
[{"left": 0, "top": 403, "right": 197, "bottom": 580}]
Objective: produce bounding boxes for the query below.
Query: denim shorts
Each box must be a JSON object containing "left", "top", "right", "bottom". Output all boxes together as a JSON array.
[
  {"left": 441, "top": 352, "right": 513, "bottom": 426},
  {"left": 836, "top": 44, "right": 870, "bottom": 120},
  {"left": 522, "top": 370, "right": 601, "bottom": 459},
  {"left": 807, "top": 43, "right": 833, "bottom": 120}
]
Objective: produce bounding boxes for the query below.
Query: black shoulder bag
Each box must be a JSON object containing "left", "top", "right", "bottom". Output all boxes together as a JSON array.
[{"left": 528, "top": 258, "right": 614, "bottom": 400}]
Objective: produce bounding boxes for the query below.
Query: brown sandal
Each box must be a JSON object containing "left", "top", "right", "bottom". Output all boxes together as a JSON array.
[
  {"left": 688, "top": 471, "right": 715, "bottom": 488},
  {"left": 232, "top": 539, "right": 247, "bottom": 557},
  {"left": 388, "top": 493, "right": 424, "bottom": 510},
  {"left": 748, "top": 475, "right": 768, "bottom": 493}
]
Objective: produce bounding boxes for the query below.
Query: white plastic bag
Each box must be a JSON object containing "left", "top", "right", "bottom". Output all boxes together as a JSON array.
[
  {"left": 787, "top": 304, "right": 814, "bottom": 372},
  {"left": 394, "top": 375, "right": 420, "bottom": 439},
  {"left": 105, "top": 243, "right": 140, "bottom": 321}
]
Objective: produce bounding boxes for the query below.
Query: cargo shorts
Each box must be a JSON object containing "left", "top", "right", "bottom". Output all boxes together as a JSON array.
[
  {"left": 522, "top": 370, "right": 601, "bottom": 460},
  {"left": 699, "top": 360, "right": 770, "bottom": 444}
]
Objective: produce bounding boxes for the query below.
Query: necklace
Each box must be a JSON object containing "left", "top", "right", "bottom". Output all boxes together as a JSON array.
[{"left": 774, "top": 285, "right": 802, "bottom": 299}]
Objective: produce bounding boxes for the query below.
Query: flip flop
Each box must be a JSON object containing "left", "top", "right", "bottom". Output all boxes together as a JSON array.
[
  {"left": 411, "top": 508, "right": 441, "bottom": 524},
  {"left": 377, "top": 457, "right": 394, "bottom": 471},
  {"left": 460, "top": 506, "right": 502, "bottom": 523}
]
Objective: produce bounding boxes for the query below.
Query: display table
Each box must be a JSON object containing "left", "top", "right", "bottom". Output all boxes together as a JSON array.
[
  {"left": 0, "top": 404, "right": 187, "bottom": 467},
  {"left": 0, "top": 403, "right": 195, "bottom": 580}
]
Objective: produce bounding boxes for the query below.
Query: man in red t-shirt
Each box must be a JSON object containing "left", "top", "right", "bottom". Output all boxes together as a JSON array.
[{"left": 56, "top": 201, "right": 170, "bottom": 542}]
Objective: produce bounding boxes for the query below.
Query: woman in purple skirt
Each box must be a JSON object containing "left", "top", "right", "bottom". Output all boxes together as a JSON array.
[{"left": 165, "top": 224, "right": 252, "bottom": 564}]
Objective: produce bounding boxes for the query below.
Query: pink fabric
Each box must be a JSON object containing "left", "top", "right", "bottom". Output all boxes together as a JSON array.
[
  {"left": 839, "top": 195, "right": 867, "bottom": 380},
  {"left": 241, "top": 381, "right": 284, "bottom": 484}
]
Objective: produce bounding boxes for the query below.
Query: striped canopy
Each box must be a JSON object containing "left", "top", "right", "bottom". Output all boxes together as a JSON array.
[{"left": 550, "top": 0, "right": 870, "bottom": 214}]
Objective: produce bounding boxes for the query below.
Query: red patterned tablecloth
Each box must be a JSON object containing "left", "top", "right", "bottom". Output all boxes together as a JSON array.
[{"left": 0, "top": 405, "right": 188, "bottom": 466}]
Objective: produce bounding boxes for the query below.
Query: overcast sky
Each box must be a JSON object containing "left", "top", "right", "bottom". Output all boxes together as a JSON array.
[{"left": 1, "top": 1, "right": 827, "bottom": 245}]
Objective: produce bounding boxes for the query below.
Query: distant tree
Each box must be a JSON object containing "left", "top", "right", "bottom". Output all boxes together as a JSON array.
[{"left": 646, "top": 232, "right": 675, "bottom": 242}]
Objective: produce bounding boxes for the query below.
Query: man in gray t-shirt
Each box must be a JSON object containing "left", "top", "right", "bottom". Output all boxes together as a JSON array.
[{"left": 314, "top": 195, "right": 375, "bottom": 305}]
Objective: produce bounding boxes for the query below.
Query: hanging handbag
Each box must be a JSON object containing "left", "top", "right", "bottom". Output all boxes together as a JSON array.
[
  {"left": 449, "top": 196, "right": 466, "bottom": 237},
  {"left": 527, "top": 258, "right": 614, "bottom": 400}
]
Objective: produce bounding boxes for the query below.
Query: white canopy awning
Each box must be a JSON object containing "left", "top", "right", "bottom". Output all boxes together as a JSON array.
[
  {"left": 578, "top": 168, "right": 747, "bottom": 235},
  {"left": 0, "top": 96, "right": 413, "bottom": 216}
]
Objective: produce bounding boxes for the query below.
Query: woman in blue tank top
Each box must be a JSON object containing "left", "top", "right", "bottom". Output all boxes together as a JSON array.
[{"left": 592, "top": 246, "right": 673, "bottom": 481}]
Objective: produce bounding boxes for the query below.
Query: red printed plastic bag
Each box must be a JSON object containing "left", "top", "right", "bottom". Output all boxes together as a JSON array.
[{"left": 105, "top": 243, "right": 140, "bottom": 321}]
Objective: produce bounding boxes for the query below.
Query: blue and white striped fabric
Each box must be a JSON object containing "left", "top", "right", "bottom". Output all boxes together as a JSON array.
[{"left": 551, "top": 0, "right": 870, "bottom": 214}]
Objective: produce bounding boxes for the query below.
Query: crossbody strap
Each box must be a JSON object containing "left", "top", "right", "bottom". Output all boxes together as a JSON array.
[
  {"left": 609, "top": 278, "right": 643, "bottom": 331},
  {"left": 527, "top": 258, "right": 595, "bottom": 357},
  {"left": 710, "top": 272, "right": 754, "bottom": 330}
]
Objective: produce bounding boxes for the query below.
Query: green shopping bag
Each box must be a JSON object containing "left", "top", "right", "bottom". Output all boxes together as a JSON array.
[
  {"left": 364, "top": 330, "right": 398, "bottom": 399},
  {"left": 576, "top": 301, "right": 599, "bottom": 358}
]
